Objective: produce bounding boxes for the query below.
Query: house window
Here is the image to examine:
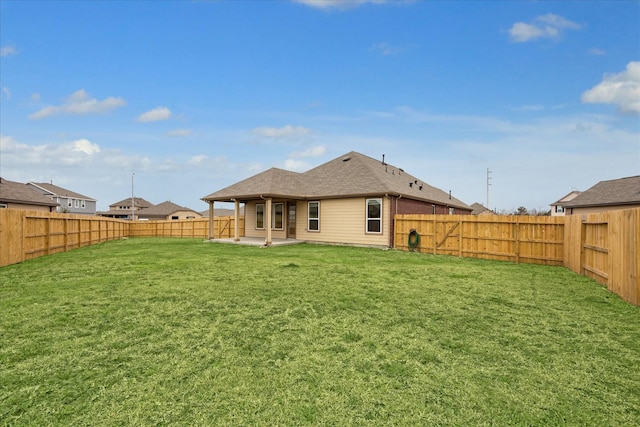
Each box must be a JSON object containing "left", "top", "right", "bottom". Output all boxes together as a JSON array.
[
  {"left": 171, "top": 216, "right": 179, "bottom": 220},
  {"left": 272, "top": 203, "right": 284, "bottom": 230},
  {"left": 68, "top": 199, "right": 72, "bottom": 207},
  {"left": 256, "top": 204, "right": 265, "bottom": 229},
  {"left": 449, "top": 207, "right": 455, "bottom": 215},
  {"left": 308, "top": 201, "right": 319, "bottom": 232},
  {"left": 366, "top": 198, "right": 382, "bottom": 233},
  {"left": 81, "top": 200, "right": 86, "bottom": 209},
  {"left": 75, "top": 199, "right": 80, "bottom": 208},
  {"left": 0, "top": 203, "right": 7, "bottom": 209},
  {"left": 556, "top": 206, "right": 564, "bottom": 213}
]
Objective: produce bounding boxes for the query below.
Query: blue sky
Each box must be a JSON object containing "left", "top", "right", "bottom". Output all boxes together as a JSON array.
[{"left": 1, "top": 0, "right": 638, "bottom": 212}]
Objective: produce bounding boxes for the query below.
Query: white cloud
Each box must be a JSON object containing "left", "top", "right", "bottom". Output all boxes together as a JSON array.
[
  {"left": 188, "top": 154, "right": 209, "bottom": 165},
  {"left": 293, "top": 0, "right": 389, "bottom": 10},
  {"left": 509, "top": 14, "right": 581, "bottom": 43},
  {"left": 290, "top": 145, "right": 326, "bottom": 158},
  {"left": 0, "top": 135, "right": 101, "bottom": 167},
  {"left": 252, "top": 125, "right": 312, "bottom": 139},
  {"left": 1, "top": 87, "right": 11, "bottom": 100},
  {"left": 0, "top": 46, "right": 17, "bottom": 57},
  {"left": 581, "top": 61, "right": 640, "bottom": 114},
  {"left": 29, "top": 89, "right": 126, "bottom": 119},
  {"left": 137, "top": 107, "right": 172, "bottom": 123},
  {"left": 70, "top": 139, "right": 100, "bottom": 155},
  {"left": 284, "top": 159, "right": 310, "bottom": 171},
  {"left": 167, "top": 128, "right": 192, "bottom": 137},
  {"left": 589, "top": 48, "right": 606, "bottom": 56}
]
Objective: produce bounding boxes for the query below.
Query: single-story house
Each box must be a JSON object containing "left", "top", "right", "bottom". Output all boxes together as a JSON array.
[
  {"left": 201, "top": 151, "right": 472, "bottom": 247},
  {"left": 137, "top": 201, "right": 202, "bottom": 221},
  {"left": 97, "top": 197, "right": 155, "bottom": 220},
  {"left": 200, "top": 207, "right": 244, "bottom": 218},
  {"left": 27, "top": 182, "right": 97, "bottom": 215},
  {"left": 470, "top": 202, "right": 494, "bottom": 216},
  {"left": 550, "top": 190, "right": 581, "bottom": 217},
  {"left": 562, "top": 175, "right": 640, "bottom": 214},
  {"left": 0, "top": 177, "right": 59, "bottom": 212}
]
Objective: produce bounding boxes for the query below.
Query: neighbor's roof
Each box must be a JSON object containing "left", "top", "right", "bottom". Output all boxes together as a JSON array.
[
  {"left": 562, "top": 176, "right": 640, "bottom": 208},
  {"left": 470, "top": 202, "right": 492, "bottom": 215},
  {"left": 109, "top": 197, "right": 155, "bottom": 209},
  {"left": 202, "top": 151, "right": 471, "bottom": 210},
  {"left": 29, "top": 182, "right": 96, "bottom": 201},
  {"left": 0, "top": 177, "right": 60, "bottom": 207},
  {"left": 137, "top": 201, "right": 200, "bottom": 218}
]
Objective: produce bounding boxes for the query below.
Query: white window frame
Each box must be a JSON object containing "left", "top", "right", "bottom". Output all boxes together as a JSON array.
[
  {"left": 272, "top": 203, "right": 284, "bottom": 230},
  {"left": 75, "top": 199, "right": 80, "bottom": 208},
  {"left": 81, "top": 200, "right": 86, "bottom": 209},
  {"left": 256, "top": 203, "right": 265, "bottom": 229},
  {"left": 308, "top": 201, "right": 320, "bottom": 232},
  {"left": 68, "top": 199, "right": 72, "bottom": 207},
  {"left": 366, "top": 198, "right": 383, "bottom": 234}
]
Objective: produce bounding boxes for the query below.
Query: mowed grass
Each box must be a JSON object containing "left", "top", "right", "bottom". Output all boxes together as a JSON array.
[{"left": 1, "top": 238, "right": 639, "bottom": 426}]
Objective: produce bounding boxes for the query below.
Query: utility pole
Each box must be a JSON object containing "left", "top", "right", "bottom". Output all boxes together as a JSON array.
[{"left": 486, "top": 167, "right": 492, "bottom": 209}]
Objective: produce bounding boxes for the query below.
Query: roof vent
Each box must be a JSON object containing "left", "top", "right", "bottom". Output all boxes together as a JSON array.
[
  {"left": 342, "top": 156, "right": 351, "bottom": 162},
  {"left": 409, "top": 182, "right": 413, "bottom": 188}
]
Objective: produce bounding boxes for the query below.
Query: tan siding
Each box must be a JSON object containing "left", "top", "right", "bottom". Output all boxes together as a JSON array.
[
  {"left": 298, "top": 197, "right": 390, "bottom": 247},
  {"left": 570, "top": 204, "right": 640, "bottom": 215},
  {"left": 244, "top": 200, "right": 287, "bottom": 239}
]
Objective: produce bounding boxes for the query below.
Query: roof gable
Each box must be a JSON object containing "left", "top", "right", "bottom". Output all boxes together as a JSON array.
[{"left": 563, "top": 176, "right": 640, "bottom": 208}]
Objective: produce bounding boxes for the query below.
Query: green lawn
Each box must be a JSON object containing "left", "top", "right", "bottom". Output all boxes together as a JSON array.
[{"left": 1, "top": 238, "right": 639, "bottom": 426}]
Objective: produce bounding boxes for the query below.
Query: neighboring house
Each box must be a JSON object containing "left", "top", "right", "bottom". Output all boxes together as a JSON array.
[
  {"left": 97, "top": 197, "right": 155, "bottom": 220},
  {"left": 562, "top": 176, "right": 640, "bottom": 215},
  {"left": 202, "top": 151, "right": 472, "bottom": 247},
  {"left": 0, "top": 177, "right": 59, "bottom": 212},
  {"left": 200, "top": 207, "right": 245, "bottom": 218},
  {"left": 27, "top": 182, "right": 97, "bottom": 215},
  {"left": 550, "top": 190, "right": 581, "bottom": 217},
  {"left": 470, "top": 202, "right": 494, "bottom": 216},
  {"left": 137, "top": 201, "right": 202, "bottom": 221}
]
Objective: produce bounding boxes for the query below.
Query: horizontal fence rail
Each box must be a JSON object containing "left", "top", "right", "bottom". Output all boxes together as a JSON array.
[
  {"left": 0, "top": 209, "right": 130, "bottom": 267},
  {"left": 394, "top": 214, "right": 565, "bottom": 266},
  {"left": 129, "top": 217, "right": 244, "bottom": 239}
]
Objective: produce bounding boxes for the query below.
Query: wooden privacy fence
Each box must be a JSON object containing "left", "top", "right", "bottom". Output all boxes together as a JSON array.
[
  {"left": 394, "top": 210, "right": 639, "bottom": 306},
  {"left": 0, "top": 209, "right": 129, "bottom": 267},
  {"left": 0, "top": 210, "right": 244, "bottom": 267},
  {"left": 394, "top": 214, "right": 565, "bottom": 266},
  {"left": 129, "top": 217, "right": 244, "bottom": 239},
  {"left": 564, "top": 209, "right": 639, "bottom": 306}
]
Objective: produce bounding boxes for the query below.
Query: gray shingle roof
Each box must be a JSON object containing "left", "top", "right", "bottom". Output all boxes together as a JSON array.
[
  {"left": 0, "top": 177, "right": 60, "bottom": 207},
  {"left": 202, "top": 151, "right": 471, "bottom": 210},
  {"left": 563, "top": 176, "right": 640, "bottom": 208},
  {"left": 29, "top": 182, "right": 95, "bottom": 201},
  {"left": 138, "top": 200, "right": 200, "bottom": 218},
  {"left": 109, "top": 197, "right": 155, "bottom": 209}
]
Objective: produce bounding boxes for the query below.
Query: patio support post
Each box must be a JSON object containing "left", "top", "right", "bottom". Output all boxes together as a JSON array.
[
  {"left": 208, "top": 200, "right": 214, "bottom": 240},
  {"left": 265, "top": 198, "right": 272, "bottom": 246},
  {"left": 234, "top": 199, "right": 240, "bottom": 242}
]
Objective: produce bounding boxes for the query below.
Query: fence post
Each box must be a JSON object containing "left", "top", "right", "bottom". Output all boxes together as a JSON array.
[{"left": 579, "top": 220, "right": 587, "bottom": 276}]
